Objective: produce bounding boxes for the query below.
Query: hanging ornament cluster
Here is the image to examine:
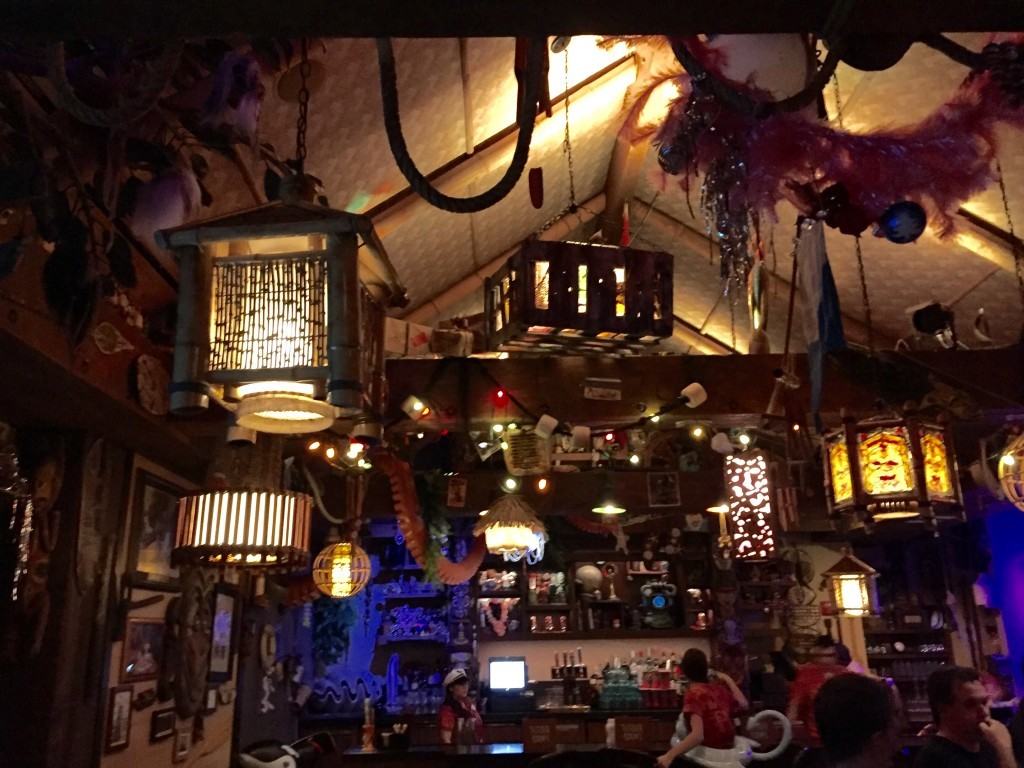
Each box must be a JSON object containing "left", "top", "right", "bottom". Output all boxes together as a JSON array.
[
  {"left": 626, "top": 32, "right": 1024, "bottom": 283},
  {"left": 306, "top": 437, "right": 372, "bottom": 471},
  {"left": 473, "top": 494, "right": 547, "bottom": 556}
]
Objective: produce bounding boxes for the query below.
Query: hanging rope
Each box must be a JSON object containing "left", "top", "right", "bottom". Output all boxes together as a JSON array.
[
  {"left": 47, "top": 42, "right": 182, "bottom": 128},
  {"left": 562, "top": 45, "right": 577, "bottom": 212},
  {"left": 376, "top": 37, "right": 546, "bottom": 213},
  {"left": 295, "top": 38, "right": 312, "bottom": 174},
  {"left": 996, "top": 158, "right": 1024, "bottom": 342},
  {"left": 853, "top": 235, "right": 875, "bottom": 354}
]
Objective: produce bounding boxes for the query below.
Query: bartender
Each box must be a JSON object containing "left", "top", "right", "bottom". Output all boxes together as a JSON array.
[{"left": 438, "top": 669, "right": 485, "bottom": 745}]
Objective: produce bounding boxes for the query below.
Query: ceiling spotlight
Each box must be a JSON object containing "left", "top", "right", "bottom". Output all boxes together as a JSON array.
[
  {"left": 690, "top": 426, "right": 705, "bottom": 439},
  {"left": 502, "top": 476, "right": 520, "bottom": 492},
  {"left": 629, "top": 453, "right": 641, "bottom": 466}
]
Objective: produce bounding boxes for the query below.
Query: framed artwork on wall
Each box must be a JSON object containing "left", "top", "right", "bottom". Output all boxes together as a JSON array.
[
  {"left": 127, "top": 458, "right": 195, "bottom": 590},
  {"left": 647, "top": 471, "right": 681, "bottom": 508},
  {"left": 172, "top": 725, "right": 192, "bottom": 763},
  {"left": 121, "top": 617, "right": 165, "bottom": 683},
  {"left": 208, "top": 582, "right": 238, "bottom": 683},
  {"left": 105, "top": 685, "right": 133, "bottom": 752},
  {"left": 150, "top": 708, "right": 176, "bottom": 742}
]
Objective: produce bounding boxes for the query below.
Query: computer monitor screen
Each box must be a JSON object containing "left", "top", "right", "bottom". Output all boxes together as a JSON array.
[{"left": 489, "top": 657, "right": 527, "bottom": 690}]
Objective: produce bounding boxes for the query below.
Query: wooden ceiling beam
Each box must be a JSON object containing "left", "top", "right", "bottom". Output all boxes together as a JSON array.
[{"left": 5, "top": 1, "right": 1022, "bottom": 40}]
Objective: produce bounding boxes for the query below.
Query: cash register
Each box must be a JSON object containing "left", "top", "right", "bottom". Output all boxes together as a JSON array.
[{"left": 485, "top": 656, "right": 535, "bottom": 714}]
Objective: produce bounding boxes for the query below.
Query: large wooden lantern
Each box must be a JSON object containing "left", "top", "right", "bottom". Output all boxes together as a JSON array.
[
  {"left": 157, "top": 202, "right": 398, "bottom": 435},
  {"left": 723, "top": 451, "right": 778, "bottom": 560},
  {"left": 823, "top": 416, "right": 961, "bottom": 527},
  {"left": 485, "top": 240, "right": 673, "bottom": 354}
]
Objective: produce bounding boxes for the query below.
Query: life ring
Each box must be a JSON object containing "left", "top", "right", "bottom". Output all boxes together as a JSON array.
[{"left": 372, "top": 452, "right": 486, "bottom": 585}]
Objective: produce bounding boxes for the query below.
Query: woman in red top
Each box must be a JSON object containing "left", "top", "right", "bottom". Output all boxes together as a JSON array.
[
  {"left": 438, "top": 669, "right": 485, "bottom": 745},
  {"left": 786, "top": 636, "right": 850, "bottom": 747},
  {"left": 657, "top": 649, "right": 749, "bottom": 768}
]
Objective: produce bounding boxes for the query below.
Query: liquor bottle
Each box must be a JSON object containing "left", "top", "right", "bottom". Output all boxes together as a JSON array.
[
  {"left": 552, "top": 652, "right": 561, "bottom": 680},
  {"left": 576, "top": 646, "right": 587, "bottom": 679}
]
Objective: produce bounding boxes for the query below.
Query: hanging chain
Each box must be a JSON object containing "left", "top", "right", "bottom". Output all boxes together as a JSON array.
[
  {"left": 729, "top": 294, "right": 737, "bottom": 350},
  {"left": 563, "top": 47, "right": 577, "bottom": 212},
  {"left": 295, "top": 38, "right": 312, "bottom": 174},
  {"left": 853, "top": 236, "right": 875, "bottom": 354},
  {"left": 832, "top": 68, "right": 845, "bottom": 129},
  {"left": 996, "top": 159, "right": 1024, "bottom": 340}
]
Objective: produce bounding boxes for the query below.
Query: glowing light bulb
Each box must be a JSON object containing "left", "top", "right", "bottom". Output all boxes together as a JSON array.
[
  {"left": 1002, "top": 454, "right": 1016, "bottom": 467},
  {"left": 478, "top": 442, "right": 489, "bottom": 449},
  {"left": 605, "top": 432, "right": 615, "bottom": 442},
  {"left": 738, "top": 433, "right": 751, "bottom": 447},
  {"left": 416, "top": 432, "right": 425, "bottom": 439},
  {"left": 479, "top": 509, "right": 489, "bottom": 516},
  {"left": 308, "top": 440, "right": 321, "bottom": 451},
  {"left": 503, "top": 477, "right": 519, "bottom": 492},
  {"left": 501, "top": 441, "right": 509, "bottom": 450},
  {"left": 629, "top": 454, "right": 641, "bottom": 466},
  {"left": 792, "top": 423, "right": 801, "bottom": 432},
  {"left": 325, "top": 447, "right": 337, "bottom": 460},
  {"left": 411, "top": 400, "right": 425, "bottom": 412},
  {"left": 492, "top": 424, "right": 505, "bottom": 434},
  {"left": 650, "top": 415, "right": 661, "bottom": 424},
  {"left": 691, "top": 426, "right": 705, "bottom": 439},
  {"left": 536, "top": 477, "right": 549, "bottom": 492},
  {"left": 509, "top": 423, "right": 519, "bottom": 431}
]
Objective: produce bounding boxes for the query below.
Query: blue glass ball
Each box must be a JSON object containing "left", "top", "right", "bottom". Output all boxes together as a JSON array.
[{"left": 879, "top": 201, "right": 926, "bottom": 244}]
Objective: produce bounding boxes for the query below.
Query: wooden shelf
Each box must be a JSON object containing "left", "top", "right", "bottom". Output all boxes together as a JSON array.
[
  {"left": 526, "top": 604, "right": 572, "bottom": 611},
  {"left": 867, "top": 653, "right": 949, "bottom": 661},
  {"left": 479, "top": 590, "right": 521, "bottom": 598},
  {"left": 863, "top": 627, "right": 946, "bottom": 636},
  {"left": 483, "top": 628, "right": 710, "bottom": 642}
]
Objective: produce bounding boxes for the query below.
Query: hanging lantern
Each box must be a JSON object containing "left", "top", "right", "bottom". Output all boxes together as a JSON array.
[
  {"left": 723, "top": 451, "right": 777, "bottom": 560},
  {"left": 591, "top": 472, "right": 626, "bottom": 516},
  {"left": 473, "top": 495, "right": 546, "bottom": 556},
  {"left": 312, "top": 540, "right": 372, "bottom": 598},
  {"left": 157, "top": 202, "right": 400, "bottom": 434},
  {"left": 822, "top": 549, "right": 879, "bottom": 617},
  {"left": 174, "top": 489, "right": 311, "bottom": 568},
  {"left": 823, "top": 416, "right": 962, "bottom": 527},
  {"left": 998, "top": 434, "right": 1024, "bottom": 511}
]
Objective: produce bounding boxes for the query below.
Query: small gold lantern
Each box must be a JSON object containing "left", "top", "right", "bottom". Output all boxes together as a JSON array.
[
  {"left": 174, "top": 489, "right": 311, "bottom": 569},
  {"left": 312, "top": 540, "right": 372, "bottom": 599},
  {"left": 723, "top": 451, "right": 777, "bottom": 560},
  {"left": 823, "top": 416, "right": 961, "bottom": 527},
  {"left": 157, "top": 202, "right": 400, "bottom": 434},
  {"left": 822, "top": 550, "right": 878, "bottom": 617},
  {"left": 998, "top": 434, "right": 1024, "bottom": 512}
]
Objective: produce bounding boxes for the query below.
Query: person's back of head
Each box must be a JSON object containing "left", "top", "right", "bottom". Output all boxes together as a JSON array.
[
  {"left": 808, "top": 635, "right": 839, "bottom": 667},
  {"left": 682, "top": 648, "right": 709, "bottom": 683},
  {"left": 815, "top": 674, "right": 895, "bottom": 765}
]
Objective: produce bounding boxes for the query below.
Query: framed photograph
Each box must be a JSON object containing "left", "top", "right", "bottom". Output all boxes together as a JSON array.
[
  {"left": 208, "top": 582, "right": 238, "bottom": 683},
  {"left": 150, "top": 708, "right": 176, "bottom": 742},
  {"left": 105, "top": 686, "right": 133, "bottom": 752},
  {"left": 127, "top": 458, "right": 194, "bottom": 590},
  {"left": 172, "top": 725, "right": 192, "bottom": 763},
  {"left": 122, "top": 617, "right": 165, "bottom": 682},
  {"left": 647, "top": 471, "right": 681, "bottom": 508},
  {"left": 204, "top": 686, "right": 218, "bottom": 715},
  {"left": 446, "top": 476, "right": 467, "bottom": 508}
]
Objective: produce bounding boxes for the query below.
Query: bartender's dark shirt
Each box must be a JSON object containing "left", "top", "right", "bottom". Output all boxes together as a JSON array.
[{"left": 912, "top": 735, "right": 999, "bottom": 768}]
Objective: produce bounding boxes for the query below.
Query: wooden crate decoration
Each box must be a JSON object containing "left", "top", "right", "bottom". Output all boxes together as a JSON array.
[{"left": 485, "top": 240, "right": 673, "bottom": 354}]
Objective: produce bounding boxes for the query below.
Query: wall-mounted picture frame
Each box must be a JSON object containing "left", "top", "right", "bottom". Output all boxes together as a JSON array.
[
  {"left": 208, "top": 582, "right": 238, "bottom": 683},
  {"left": 127, "top": 458, "right": 195, "bottom": 591},
  {"left": 105, "top": 685, "right": 133, "bottom": 753},
  {"left": 647, "top": 471, "right": 681, "bottom": 508},
  {"left": 150, "top": 708, "right": 176, "bottom": 742},
  {"left": 172, "top": 725, "right": 192, "bottom": 763},
  {"left": 204, "top": 686, "right": 218, "bottom": 715},
  {"left": 122, "top": 617, "right": 165, "bottom": 683}
]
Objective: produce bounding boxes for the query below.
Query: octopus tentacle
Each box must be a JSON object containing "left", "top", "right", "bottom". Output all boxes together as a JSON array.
[{"left": 373, "top": 452, "right": 486, "bottom": 585}]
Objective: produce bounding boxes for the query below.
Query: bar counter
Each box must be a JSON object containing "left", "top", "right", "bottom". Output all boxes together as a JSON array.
[{"left": 325, "top": 743, "right": 660, "bottom": 768}]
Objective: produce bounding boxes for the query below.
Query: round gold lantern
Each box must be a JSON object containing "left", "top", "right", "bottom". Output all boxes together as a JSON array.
[
  {"left": 998, "top": 434, "right": 1024, "bottom": 512},
  {"left": 312, "top": 540, "right": 372, "bottom": 598}
]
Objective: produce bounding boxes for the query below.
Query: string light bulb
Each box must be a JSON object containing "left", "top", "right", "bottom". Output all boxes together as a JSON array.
[
  {"left": 1001, "top": 454, "right": 1016, "bottom": 467},
  {"left": 629, "top": 453, "right": 641, "bottom": 466},
  {"left": 738, "top": 433, "right": 751, "bottom": 447},
  {"left": 535, "top": 477, "right": 550, "bottom": 493},
  {"left": 492, "top": 424, "right": 505, "bottom": 434},
  {"left": 325, "top": 446, "right": 337, "bottom": 460},
  {"left": 650, "top": 415, "right": 661, "bottom": 424},
  {"left": 691, "top": 426, "right": 705, "bottom": 439},
  {"left": 307, "top": 440, "right": 321, "bottom": 451},
  {"left": 502, "top": 476, "right": 520, "bottom": 492}
]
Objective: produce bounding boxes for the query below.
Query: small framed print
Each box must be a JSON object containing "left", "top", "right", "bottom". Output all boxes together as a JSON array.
[
  {"left": 647, "top": 471, "right": 681, "bottom": 508},
  {"left": 105, "top": 686, "right": 133, "bottom": 753},
  {"left": 208, "top": 582, "right": 238, "bottom": 683},
  {"left": 122, "top": 617, "right": 165, "bottom": 683},
  {"left": 204, "top": 686, "right": 218, "bottom": 715},
  {"left": 127, "top": 458, "right": 195, "bottom": 591},
  {"left": 150, "top": 709, "right": 176, "bottom": 742},
  {"left": 446, "top": 476, "right": 468, "bottom": 508},
  {"left": 172, "top": 725, "right": 192, "bottom": 763}
]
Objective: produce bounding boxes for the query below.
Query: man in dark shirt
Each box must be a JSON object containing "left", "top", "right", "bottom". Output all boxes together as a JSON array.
[
  {"left": 815, "top": 674, "right": 900, "bottom": 768},
  {"left": 913, "top": 666, "right": 1015, "bottom": 768}
]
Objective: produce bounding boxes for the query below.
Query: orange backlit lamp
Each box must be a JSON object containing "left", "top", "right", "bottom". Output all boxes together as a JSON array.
[
  {"left": 823, "top": 415, "right": 961, "bottom": 529},
  {"left": 821, "top": 549, "right": 879, "bottom": 618}
]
